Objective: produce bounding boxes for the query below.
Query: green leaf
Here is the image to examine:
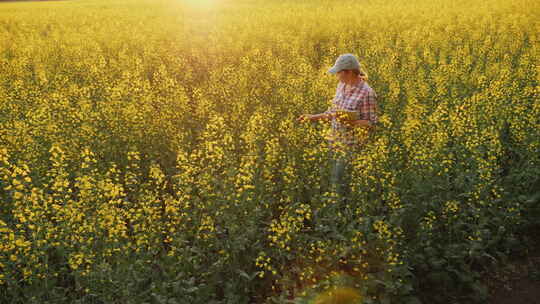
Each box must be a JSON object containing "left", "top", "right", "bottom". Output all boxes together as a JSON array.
[
  {"left": 429, "top": 258, "right": 446, "bottom": 269},
  {"left": 403, "top": 296, "right": 423, "bottom": 304},
  {"left": 470, "top": 282, "right": 488, "bottom": 301}
]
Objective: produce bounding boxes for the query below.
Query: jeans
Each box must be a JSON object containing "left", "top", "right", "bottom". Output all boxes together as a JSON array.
[{"left": 329, "top": 148, "right": 354, "bottom": 201}]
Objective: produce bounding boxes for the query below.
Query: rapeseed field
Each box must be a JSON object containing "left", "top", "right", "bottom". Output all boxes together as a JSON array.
[{"left": 0, "top": 0, "right": 538, "bottom": 303}]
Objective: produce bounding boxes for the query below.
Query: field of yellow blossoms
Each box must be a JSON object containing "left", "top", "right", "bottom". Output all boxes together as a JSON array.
[{"left": 0, "top": 0, "right": 539, "bottom": 303}]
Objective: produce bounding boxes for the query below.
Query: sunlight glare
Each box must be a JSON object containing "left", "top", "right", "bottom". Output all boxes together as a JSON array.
[{"left": 182, "top": 0, "right": 220, "bottom": 9}]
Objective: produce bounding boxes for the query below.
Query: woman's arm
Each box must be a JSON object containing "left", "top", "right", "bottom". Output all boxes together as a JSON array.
[
  {"left": 310, "top": 112, "right": 334, "bottom": 121},
  {"left": 297, "top": 112, "right": 334, "bottom": 123}
]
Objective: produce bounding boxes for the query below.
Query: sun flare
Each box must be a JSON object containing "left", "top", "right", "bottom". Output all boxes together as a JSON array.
[{"left": 182, "top": 0, "right": 221, "bottom": 9}]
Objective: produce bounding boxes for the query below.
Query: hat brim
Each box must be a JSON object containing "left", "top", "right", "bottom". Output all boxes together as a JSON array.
[{"left": 328, "top": 66, "right": 340, "bottom": 74}]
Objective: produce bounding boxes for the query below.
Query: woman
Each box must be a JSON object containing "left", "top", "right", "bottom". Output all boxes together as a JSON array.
[{"left": 297, "top": 53, "right": 379, "bottom": 201}]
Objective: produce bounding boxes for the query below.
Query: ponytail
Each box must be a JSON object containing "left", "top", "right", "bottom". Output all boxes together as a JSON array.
[
  {"left": 349, "top": 68, "right": 368, "bottom": 81},
  {"left": 357, "top": 69, "right": 368, "bottom": 82}
]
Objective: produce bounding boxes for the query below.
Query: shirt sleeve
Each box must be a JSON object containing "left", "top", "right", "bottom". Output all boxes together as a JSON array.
[{"left": 358, "top": 90, "right": 378, "bottom": 126}]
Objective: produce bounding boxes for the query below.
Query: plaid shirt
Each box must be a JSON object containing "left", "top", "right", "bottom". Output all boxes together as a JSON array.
[{"left": 323, "top": 79, "right": 378, "bottom": 150}]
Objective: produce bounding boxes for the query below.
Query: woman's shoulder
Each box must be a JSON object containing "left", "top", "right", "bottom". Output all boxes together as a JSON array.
[{"left": 362, "top": 82, "right": 377, "bottom": 97}]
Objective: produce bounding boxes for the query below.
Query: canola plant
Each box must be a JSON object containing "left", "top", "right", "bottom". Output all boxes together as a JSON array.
[{"left": 0, "top": 0, "right": 538, "bottom": 303}]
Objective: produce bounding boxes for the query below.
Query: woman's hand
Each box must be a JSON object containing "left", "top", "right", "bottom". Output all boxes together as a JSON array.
[
  {"left": 297, "top": 114, "right": 315, "bottom": 123},
  {"left": 343, "top": 119, "right": 372, "bottom": 128}
]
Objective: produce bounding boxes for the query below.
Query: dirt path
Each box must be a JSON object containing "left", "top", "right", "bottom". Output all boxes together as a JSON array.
[{"left": 486, "top": 227, "right": 540, "bottom": 304}]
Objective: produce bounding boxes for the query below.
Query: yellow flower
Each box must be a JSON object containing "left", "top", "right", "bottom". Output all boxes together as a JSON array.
[{"left": 313, "top": 287, "right": 362, "bottom": 304}]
